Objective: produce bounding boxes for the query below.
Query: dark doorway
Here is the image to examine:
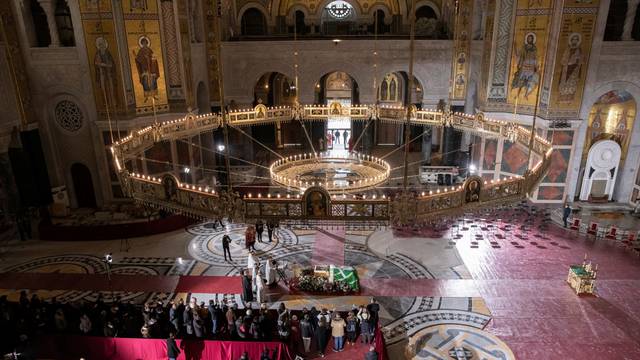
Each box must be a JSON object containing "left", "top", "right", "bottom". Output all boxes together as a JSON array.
[{"left": 71, "top": 163, "right": 97, "bottom": 208}]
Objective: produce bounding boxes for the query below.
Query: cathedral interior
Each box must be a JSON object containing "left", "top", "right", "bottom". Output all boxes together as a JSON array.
[{"left": 1, "top": 0, "right": 640, "bottom": 359}]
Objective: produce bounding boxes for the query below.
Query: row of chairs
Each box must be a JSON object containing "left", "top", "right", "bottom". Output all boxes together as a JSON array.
[{"left": 568, "top": 218, "right": 639, "bottom": 246}]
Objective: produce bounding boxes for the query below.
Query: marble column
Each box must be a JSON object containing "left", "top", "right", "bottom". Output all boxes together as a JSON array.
[
  {"left": 37, "top": 0, "right": 61, "bottom": 46},
  {"left": 622, "top": 0, "right": 640, "bottom": 40}
]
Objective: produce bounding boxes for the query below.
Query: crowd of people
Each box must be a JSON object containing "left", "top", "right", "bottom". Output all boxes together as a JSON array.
[{"left": 1, "top": 290, "right": 381, "bottom": 359}]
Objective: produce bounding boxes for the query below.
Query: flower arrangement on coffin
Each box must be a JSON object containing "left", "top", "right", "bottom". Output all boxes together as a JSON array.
[{"left": 289, "top": 268, "right": 359, "bottom": 294}]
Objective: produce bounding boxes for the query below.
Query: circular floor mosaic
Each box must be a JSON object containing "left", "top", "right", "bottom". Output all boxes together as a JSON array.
[{"left": 406, "top": 324, "right": 515, "bottom": 360}]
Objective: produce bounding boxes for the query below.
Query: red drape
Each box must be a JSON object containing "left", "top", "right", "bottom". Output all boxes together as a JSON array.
[{"left": 37, "top": 335, "right": 294, "bottom": 360}]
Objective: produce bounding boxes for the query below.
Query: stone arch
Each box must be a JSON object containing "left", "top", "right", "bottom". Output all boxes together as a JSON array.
[
  {"left": 237, "top": 3, "right": 271, "bottom": 35},
  {"left": 286, "top": 4, "right": 312, "bottom": 26},
  {"left": 70, "top": 162, "right": 97, "bottom": 208},
  {"left": 30, "top": 0, "right": 51, "bottom": 47},
  {"left": 54, "top": 0, "right": 75, "bottom": 46},
  {"left": 415, "top": 0, "right": 440, "bottom": 19},
  {"left": 569, "top": 81, "right": 640, "bottom": 202},
  {"left": 253, "top": 71, "right": 296, "bottom": 106},
  {"left": 314, "top": 70, "right": 362, "bottom": 104},
  {"left": 377, "top": 70, "right": 425, "bottom": 104},
  {"left": 368, "top": 4, "right": 393, "bottom": 24}
]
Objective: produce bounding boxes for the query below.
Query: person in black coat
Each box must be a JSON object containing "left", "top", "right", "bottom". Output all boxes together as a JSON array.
[
  {"left": 222, "top": 234, "right": 232, "bottom": 261},
  {"left": 367, "top": 298, "right": 380, "bottom": 327},
  {"left": 242, "top": 270, "right": 254, "bottom": 305},
  {"left": 562, "top": 204, "right": 572, "bottom": 228},
  {"left": 167, "top": 332, "right": 180, "bottom": 360},
  {"left": 256, "top": 220, "right": 264, "bottom": 242},
  {"left": 267, "top": 221, "right": 275, "bottom": 242},
  {"left": 364, "top": 346, "right": 378, "bottom": 360}
]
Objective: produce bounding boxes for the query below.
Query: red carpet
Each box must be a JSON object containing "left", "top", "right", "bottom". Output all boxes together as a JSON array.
[
  {"left": 0, "top": 273, "right": 241, "bottom": 295},
  {"left": 312, "top": 227, "right": 345, "bottom": 266},
  {"left": 175, "top": 275, "right": 243, "bottom": 294}
]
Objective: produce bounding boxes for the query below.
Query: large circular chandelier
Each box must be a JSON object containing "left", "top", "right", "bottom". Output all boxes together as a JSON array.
[{"left": 270, "top": 152, "right": 390, "bottom": 194}]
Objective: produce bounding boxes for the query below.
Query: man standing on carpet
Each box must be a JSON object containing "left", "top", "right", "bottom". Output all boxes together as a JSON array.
[
  {"left": 222, "top": 234, "right": 232, "bottom": 261},
  {"left": 166, "top": 332, "right": 180, "bottom": 360}
]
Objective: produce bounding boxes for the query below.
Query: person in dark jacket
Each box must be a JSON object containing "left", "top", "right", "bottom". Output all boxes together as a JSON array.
[
  {"left": 169, "top": 302, "right": 179, "bottom": 333},
  {"left": 167, "top": 332, "right": 180, "bottom": 360},
  {"left": 300, "top": 313, "right": 314, "bottom": 354},
  {"left": 193, "top": 311, "right": 205, "bottom": 338},
  {"left": 317, "top": 316, "right": 330, "bottom": 357},
  {"left": 256, "top": 220, "right": 264, "bottom": 242},
  {"left": 364, "top": 346, "right": 378, "bottom": 360},
  {"left": 222, "top": 234, "right": 232, "bottom": 261},
  {"left": 366, "top": 298, "right": 380, "bottom": 327},
  {"left": 242, "top": 270, "right": 254, "bottom": 306},
  {"left": 183, "top": 306, "right": 193, "bottom": 336},
  {"left": 208, "top": 300, "right": 219, "bottom": 337},
  {"left": 267, "top": 221, "right": 275, "bottom": 242},
  {"left": 562, "top": 204, "right": 572, "bottom": 228}
]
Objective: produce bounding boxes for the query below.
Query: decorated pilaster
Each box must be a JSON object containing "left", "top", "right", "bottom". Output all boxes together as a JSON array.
[{"left": 450, "top": 0, "right": 473, "bottom": 102}]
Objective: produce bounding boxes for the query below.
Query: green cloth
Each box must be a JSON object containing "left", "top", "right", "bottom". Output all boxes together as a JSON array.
[{"left": 330, "top": 265, "right": 359, "bottom": 291}]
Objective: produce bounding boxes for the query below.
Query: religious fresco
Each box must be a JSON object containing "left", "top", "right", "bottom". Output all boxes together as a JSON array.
[
  {"left": 482, "top": 138, "right": 497, "bottom": 170},
  {"left": 550, "top": 130, "right": 574, "bottom": 146},
  {"left": 451, "top": 0, "right": 472, "bottom": 100},
  {"left": 537, "top": 185, "right": 565, "bottom": 200},
  {"left": 548, "top": 1, "right": 599, "bottom": 114},
  {"left": 543, "top": 148, "right": 571, "bottom": 183},
  {"left": 583, "top": 90, "right": 636, "bottom": 162},
  {"left": 501, "top": 140, "right": 528, "bottom": 175},
  {"left": 507, "top": 0, "right": 553, "bottom": 108},
  {"left": 122, "top": 1, "right": 169, "bottom": 114},
  {"left": 79, "top": 2, "right": 126, "bottom": 116}
]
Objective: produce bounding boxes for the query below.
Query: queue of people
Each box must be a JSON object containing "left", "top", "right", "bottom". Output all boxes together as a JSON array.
[{"left": 1, "top": 290, "right": 381, "bottom": 360}]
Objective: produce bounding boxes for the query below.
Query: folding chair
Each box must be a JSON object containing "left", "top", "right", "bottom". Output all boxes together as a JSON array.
[{"left": 569, "top": 218, "right": 581, "bottom": 231}]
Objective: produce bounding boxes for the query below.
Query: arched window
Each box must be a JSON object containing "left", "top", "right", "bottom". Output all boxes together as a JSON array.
[
  {"left": 30, "top": 0, "right": 51, "bottom": 47},
  {"left": 416, "top": 5, "right": 438, "bottom": 20},
  {"left": 380, "top": 80, "right": 388, "bottom": 101},
  {"left": 241, "top": 8, "right": 267, "bottom": 36},
  {"left": 415, "top": 5, "right": 441, "bottom": 38},
  {"left": 604, "top": 0, "right": 627, "bottom": 40},
  {"left": 389, "top": 78, "right": 397, "bottom": 102},
  {"left": 55, "top": 0, "right": 75, "bottom": 47},
  {"left": 322, "top": 0, "right": 355, "bottom": 35},
  {"left": 368, "top": 9, "right": 389, "bottom": 34},
  {"left": 295, "top": 10, "right": 306, "bottom": 34}
]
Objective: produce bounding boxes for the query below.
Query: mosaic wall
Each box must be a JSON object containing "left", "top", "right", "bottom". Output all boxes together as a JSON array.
[
  {"left": 79, "top": 1, "right": 127, "bottom": 116},
  {"left": 122, "top": 0, "right": 170, "bottom": 114},
  {"left": 506, "top": 0, "right": 554, "bottom": 109},
  {"left": 451, "top": 0, "right": 473, "bottom": 100},
  {"left": 547, "top": 0, "right": 599, "bottom": 118}
]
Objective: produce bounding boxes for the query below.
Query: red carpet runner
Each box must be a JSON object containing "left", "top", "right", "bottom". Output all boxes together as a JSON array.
[
  {"left": 0, "top": 273, "right": 242, "bottom": 294},
  {"left": 311, "top": 227, "right": 345, "bottom": 266}
]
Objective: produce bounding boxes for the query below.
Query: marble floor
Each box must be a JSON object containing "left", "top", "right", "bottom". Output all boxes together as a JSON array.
[{"left": 2, "top": 205, "right": 640, "bottom": 359}]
